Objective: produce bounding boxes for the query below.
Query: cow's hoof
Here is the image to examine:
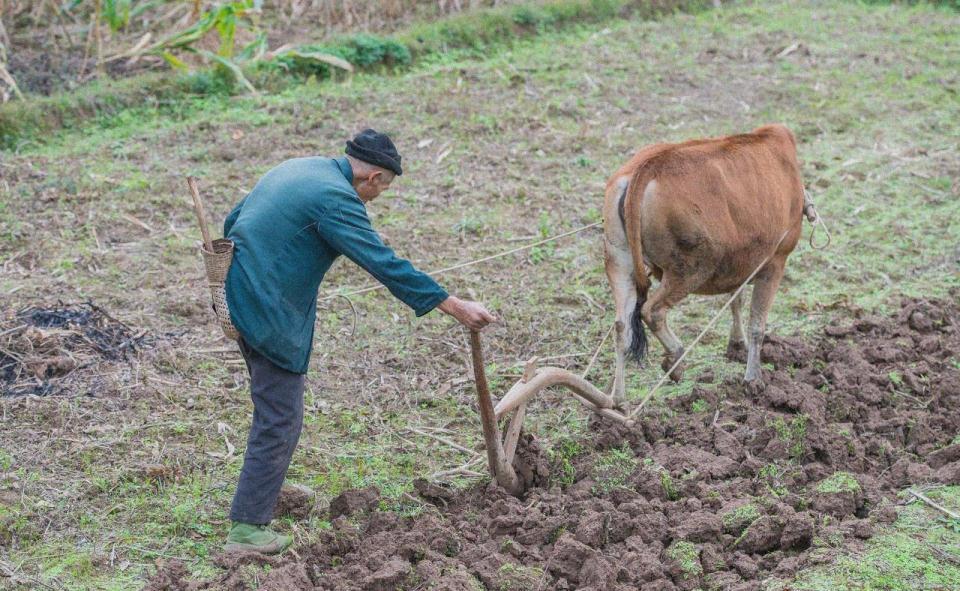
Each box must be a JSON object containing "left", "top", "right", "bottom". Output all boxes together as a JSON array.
[
  {"left": 662, "top": 355, "right": 685, "bottom": 383},
  {"left": 725, "top": 341, "right": 747, "bottom": 363},
  {"left": 670, "top": 366, "right": 685, "bottom": 383},
  {"left": 744, "top": 377, "right": 766, "bottom": 395}
]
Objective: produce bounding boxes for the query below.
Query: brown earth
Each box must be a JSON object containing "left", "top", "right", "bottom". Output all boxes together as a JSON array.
[{"left": 146, "top": 295, "right": 960, "bottom": 590}]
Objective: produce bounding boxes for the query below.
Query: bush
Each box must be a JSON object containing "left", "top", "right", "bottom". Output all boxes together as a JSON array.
[{"left": 275, "top": 34, "right": 412, "bottom": 79}]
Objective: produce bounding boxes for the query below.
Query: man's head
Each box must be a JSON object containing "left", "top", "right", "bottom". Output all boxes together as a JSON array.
[{"left": 345, "top": 129, "right": 402, "bottom": 203}]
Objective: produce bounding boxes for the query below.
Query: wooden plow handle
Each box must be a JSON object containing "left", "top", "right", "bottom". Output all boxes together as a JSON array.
[
  {"left": 468, "top": 330, "right": 523, "bottom": 496},
  {"left": 466, "top": 330, "right": 634, "bottom": 496}
]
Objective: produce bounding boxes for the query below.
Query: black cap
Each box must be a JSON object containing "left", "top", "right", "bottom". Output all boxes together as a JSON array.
[{"left": 345, "top": 129, "right": 403, "bottom": 176}]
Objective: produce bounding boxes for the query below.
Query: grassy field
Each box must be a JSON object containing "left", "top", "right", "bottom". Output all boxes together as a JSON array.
[{"left": 1, "top": 0, "right": 958, "bottom": 589}]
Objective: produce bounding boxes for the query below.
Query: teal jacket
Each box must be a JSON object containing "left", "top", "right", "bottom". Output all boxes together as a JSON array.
[{"left": 223, "top": 156, "right": 448, "bottom": 374}]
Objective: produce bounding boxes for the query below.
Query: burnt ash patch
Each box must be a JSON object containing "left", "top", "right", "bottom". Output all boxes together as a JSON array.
[
  {"left": 146, "top": 297, "right": 960, "bottom": 591},
  {"left": 1, "top": 302, "right": 149, "bottom": 397}
]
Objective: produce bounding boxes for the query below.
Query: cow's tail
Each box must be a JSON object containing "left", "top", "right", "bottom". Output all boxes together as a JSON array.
[{"left": 617, "top": 176, "right": 652, "bottom": 364}]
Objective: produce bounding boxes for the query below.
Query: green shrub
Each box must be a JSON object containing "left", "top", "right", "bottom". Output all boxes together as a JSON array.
[{"left": 277, "top": 34, "right": 412, "bottom": 79}]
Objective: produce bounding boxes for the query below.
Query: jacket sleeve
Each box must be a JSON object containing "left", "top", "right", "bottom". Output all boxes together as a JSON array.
[
  {"left": 317, "top": 194, "right": 448, "bottom": 316},
  {"left": 223, "top": 194, "right": 249, "bottom": 237}
]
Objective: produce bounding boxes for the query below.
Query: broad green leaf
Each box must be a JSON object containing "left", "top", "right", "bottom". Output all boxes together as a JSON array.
[
  {"left": 196, "top": 49, "right": 257, "bottom": 95},
  {"left": 160, "top": 51, "right": 188, "bottom": 71},
  {"left": 281, "top": 49, "right": 354, "bottom": 72},
  {"left": 237, "top": 32, "right": 268, "bottom": 62}
]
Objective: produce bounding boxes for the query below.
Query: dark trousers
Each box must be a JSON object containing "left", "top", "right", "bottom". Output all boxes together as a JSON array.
[{"left": 230, "top": 338, "right": 305, "bottom": 525}]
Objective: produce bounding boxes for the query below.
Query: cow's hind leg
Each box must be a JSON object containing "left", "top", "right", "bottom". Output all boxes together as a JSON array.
[
  {"left": 744, "top": 260, "right": 786, "bottom": 390},
  {"left": 641, "top": 273, "right": 697, "bottom": 383},
  {"left": 725, "top": 291, "right": 747, "bottom": 362},
  {"left": 604, "top": 238, "right": 639, "bottom": 407}
]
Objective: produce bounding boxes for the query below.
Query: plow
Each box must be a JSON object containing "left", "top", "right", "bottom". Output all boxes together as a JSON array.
[
  {"left": 462, "top": 224, "right": 802, "bottom": 496},
  {"left": 468, "top": 329, "right": 632, "bottom": 496}
]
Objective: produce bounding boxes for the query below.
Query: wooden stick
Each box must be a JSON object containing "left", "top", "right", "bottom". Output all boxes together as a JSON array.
[
  {"left": 568, "top": 394, "right": 633, "bottom": 425},
  {"left": 407, "top": 427, "right": 474, "bottom": 456},
  {"left": 908, "top": 488, "right": 960, "bottom": 520},
  {"left": 581, "top": 322, "right": 614, "bottom": 380},
  {"left": 431, "top": 455, "right": 483, "bottom": 479},
  {"left": 494, "top": 366, "right": 615, "bottom": 418},
  {"left": 522, "top": 358, "right": 538, "bottom": 382},
  {"left": 93, "top": 0, "right": 103, "bottom": 74},
  {"left": 186, "top": 176, "right": 214, "bottom": 252},
  {"left": 469, "top": 330, "right": 522, "bottom": 495},
  {"left": 0, "top": 61, "right": 23, "bottom": 102}
]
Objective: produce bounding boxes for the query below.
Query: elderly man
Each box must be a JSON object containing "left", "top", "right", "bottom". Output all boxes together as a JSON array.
[{"left": 221, "top": 129, "right": 495, "bottom": 553}]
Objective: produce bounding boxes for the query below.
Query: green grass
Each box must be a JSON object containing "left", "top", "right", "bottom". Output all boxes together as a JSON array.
[
  {"left": 786, "top": 487, "right": 960, "bottom": 590},
  {"left": 722, "top": 503, "right": 761, "bottom": 535},
  {"left": 666, "top": 540, "right": 703, "bottom": 579},
  {"left": 590, "top": 445, "right": 638, "bottom": 493},
  {"left": 547, "top": 436, "right": 587, "bottom": 488},
  {"left": 817, "top": 472, "right": 863, "bottom": 494},
  {"left": 770, "top": 414, "right": 810, "bottom": 460},
  {"left": 1, "top": 0, "right": 958, "bottom": 588},
  {"left": 496, "top": 562, "right": 545, "bottom": 590}
]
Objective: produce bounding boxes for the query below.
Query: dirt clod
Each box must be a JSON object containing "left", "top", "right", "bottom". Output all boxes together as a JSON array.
[
  {"left": 274, "top": 484, "right": 315, "bottom": 520},
  {"left": 329, "top": 486, "right": 380, "bottom": 518}
]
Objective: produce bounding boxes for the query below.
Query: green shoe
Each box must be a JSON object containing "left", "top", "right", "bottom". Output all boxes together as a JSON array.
[{"left": 224, "top": 522, "right": 293, "bottom": 554}]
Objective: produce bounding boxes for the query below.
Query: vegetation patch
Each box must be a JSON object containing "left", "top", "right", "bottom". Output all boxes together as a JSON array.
[
  {"left": 722, "top": 503, "right": 761, "bottom": 535},
  {"left": 496, "top": 562, "right": 544, "bottom": 590},
  {"left": 770, "top": 414, "right": 810, "bottom": 460},
  {"left": 547, "top": 437, "right": 585, "bottom": 487},
  {"left": 0, "top": 0, "right": 709, "bottom": 150},
  {"left": 665, "top": 540, "right": 703, "bottom": 579},
  {"left": 590, "top": 445, "right": 637, "bottom": 494},
  {"left": 816, "top": 472, "right": 862, "bottom": 495}
]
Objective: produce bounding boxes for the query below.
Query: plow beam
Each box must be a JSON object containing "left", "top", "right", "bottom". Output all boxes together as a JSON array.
[{"left": 493, "top": 367, "right": 632, "bottom": 425}]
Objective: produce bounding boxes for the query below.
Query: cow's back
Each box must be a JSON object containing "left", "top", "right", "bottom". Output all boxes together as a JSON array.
[{"left": 622, "top": 124, "right": 805, "bottom": 294}]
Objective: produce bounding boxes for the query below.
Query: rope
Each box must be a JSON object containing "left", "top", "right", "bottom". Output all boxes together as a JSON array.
[
  {"left": 319, "top": 221, "right": 602, "bottom": 301},
  {"left": 581, "top": 322, "right": 615, "bottom": 380},
  {"left": 803, "top": 189, "right": 832, "bottom": 250},
  {"left": 626, "top": 229, "right": 790, "bottom": 420},
  {"left": 808, "top": 212, "right": 832, "bottom": 250}
]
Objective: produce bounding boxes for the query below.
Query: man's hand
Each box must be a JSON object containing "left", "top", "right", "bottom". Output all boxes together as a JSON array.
[{"left": 438, "top": 296, "right": 497, "bottom": 331}]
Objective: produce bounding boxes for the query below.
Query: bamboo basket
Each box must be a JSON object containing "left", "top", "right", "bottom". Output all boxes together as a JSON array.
[
  {"left": 188, "top": 177, "right": 240, "bottom": 341},
  {"left": 201, "top": 238, "right": 240, "bottom": 341}
]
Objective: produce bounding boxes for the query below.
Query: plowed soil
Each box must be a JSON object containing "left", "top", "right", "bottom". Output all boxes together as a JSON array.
[{"left": 147, "top": 295, "right": 960, "bottom": 591}]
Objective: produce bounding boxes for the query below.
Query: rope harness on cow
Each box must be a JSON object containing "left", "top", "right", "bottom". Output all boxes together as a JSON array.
[{"left": 803, "top": 189, "right": 832, "bottom": 250}]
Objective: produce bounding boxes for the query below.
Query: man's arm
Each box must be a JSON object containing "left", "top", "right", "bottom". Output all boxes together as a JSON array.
[
  {"left": 318, "top": 195, "right": 448, "bottom": 316},
  {"left": 317, "top": 194, "right": 495, "bottom": 328}
]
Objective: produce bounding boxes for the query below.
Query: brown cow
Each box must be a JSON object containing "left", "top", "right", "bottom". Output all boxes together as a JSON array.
[{"left": 603, "top": 124, "right": 806, "bottom": 403}]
